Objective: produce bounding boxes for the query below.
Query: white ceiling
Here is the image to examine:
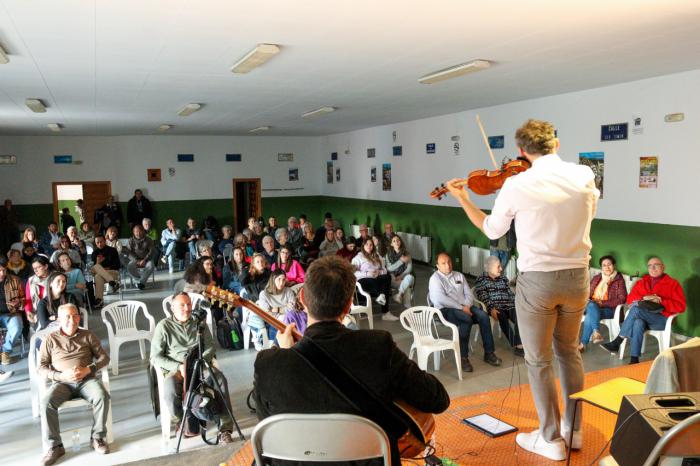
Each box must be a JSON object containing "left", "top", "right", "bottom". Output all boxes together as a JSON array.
[{"left": 1, "top": 0, "right": 699, "bottom": 136}]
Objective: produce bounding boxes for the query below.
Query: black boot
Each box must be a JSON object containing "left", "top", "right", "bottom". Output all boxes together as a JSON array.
[
  {"left": 601, "top": 336, "right": 623, "bottom": 354},
  {"left": 629, "top": 356, "right": 640, "bottom": 365}
]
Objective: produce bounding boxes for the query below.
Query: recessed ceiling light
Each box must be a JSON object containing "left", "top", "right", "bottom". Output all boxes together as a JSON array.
[
  {"left": 231, "top": 44, "right": 280, "bottom": 74},
  {"left": 26, "top": 98, "right": 47, "bottom": 113},
  {"left": 177, "top": 103, "right": 202, "bottom": 117},
  {"left": 418, "top": 59, "right": 492, "bottom": 84},
  {"left": 249, "top": 126, "right": 271, "bottom": 134},
  {"left": 158, "top": 124, "right": 173, "bottom": 132},
  {"left": 0, "top": 45, "right": 9, "bottom": 64},
  {"left": 302, "top": 106, "right": 337, "bottom": 119},
  {"left": 47, "top": 123, "right": 62, "bottom": 132}
]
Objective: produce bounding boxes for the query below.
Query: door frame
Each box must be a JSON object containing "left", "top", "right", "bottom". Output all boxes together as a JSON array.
[
  {"left": 231, "top": 178, "right": 261, "bottom": 231},
  {"left": 52, "top": 181, "right": 112, "bottom": 225}
]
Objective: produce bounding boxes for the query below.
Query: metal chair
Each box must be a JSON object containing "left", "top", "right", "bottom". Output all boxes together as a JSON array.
[
  {"left": 252, "top": 413, "right": 392, "bottom": 465},
  {"left": 101, "top": 300, "right": 155, "bottom": 375}
]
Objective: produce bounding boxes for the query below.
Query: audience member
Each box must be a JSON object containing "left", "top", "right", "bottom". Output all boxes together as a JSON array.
[
  {"left": 50, "top": 236, "right": 82, "bottom": 268},
  {"left": 142, "top": 218, "right": 160, "bottom": 263},
  {"left": 299, "top": 224, "right": 319, "bottom": 266},
  {"left": 271, "top": 245, "right": 305, "bottom": 286},
  {"left": 55, "top": 252, "right": 86, "bottom": 305},
  {"left": 0, "top": 199, "right": 19, "bottom": 254},
  {"left": 183, "top": 218, "right": 200, "bottom": 265},
  {"left": 160, "top": 218, "right": 183, "bottom": 274},
  {"left": 490, "top": 222, "right": 517, "bottom": 268},
  {"left": 126, "top": 225, "right": 155, "bottom": 290},
  {"left": 78, "top": 221, "right": 95, "bottom": 245},
  {"left": 579, "top": 255, "right": 627, "bottom": 350},
  {"left": 36, "top": 272, "right": 79, "bottom": 331},
  {"left": 474, "top": 256, "right": 524, "bottom": 356},
  {"left": 39, "top": 222, "right": 62, "bottom": 254},
  {"left": 351, "top": 237, "right": 396, "bottom": 321},
  {"left": 264, "top": 216, "right": 279, "bottom": 238},
  {"left": 0, "top": 257, "right": 24, "bottom": 366},
  {"left": 379, "top": 223, "right": 395, "bottom": 256},
  {"left": 314, "top": 217, "right": 335, "bottom": 249},
  {"left": 217, "top": 225, "right": 235, "bottom": 257},
  {"left": 260, "top": 235, "right": 277, "bottom": 266},
  {"left": 429, "top": 253, "right": 502, "bottom": 372},
  {"left": 336, "top": 237, "right": 358, "bottom": 262},
  {"left": 603, "top": 256, "right": 686, "bottom": 364},
  {"left": 241, "top": 253, "right": 270, "bottom": 303},
  {"left": 22, "top": 242, "right": 38, "bottom": 263},
  {"left": 94, "top": 196, "right": 122, "bottom": 235},
  {"left": 150, "top": 293, "right": 235, "bottom": 444},
  {"left": 224, "top": 247, "right": 248, "bottom": 293},
  {"left": 252, "top": 222, "right": 265, "bottom": 252},
  {"left": 6, "top": 248, "right": 31, "bottom": 282},
  {"left": 25, "top": 256, "right": 52, "bottom": 325},
  {"left": 255, "top": 269, "right": 296, "bottom": 341},
  {"left": 90, "top": 235, "right": 121, "bottom": 307},
  {"left": 74, "top": 199, "right": 87, "bottom": 225},
  {"left": 104, "top": 226, "right": 125, "bottom": 266},
  {"left": 334, "top": 227, "right": 345, "bottom": 244},
  {"left": 286, "top": 216, "right": 303, "bottom": 248},
  {"left": 201, "top": 216, "right": 220, "bottom": 242},
  {"left": 355, "top": 223, "right": 371, "bottom": 246},
  {"left": 197, "top": 244, "right": 223, "bottom": 286},
  {"left": 385, "top": 234, "right": 414, "bottom": 306},
  {"left": 318, "top": 229, "right": 342, "bottom": 257},
  {"left": 126, "top": 189, "right": 153, "bottom": 229},
  {"left": 23, "top": 227, "right": 40, "bottom": 251},
  {"left": 298, "top": 214, "right": 308, "bottom": 230},
  {"left": 38, "top": 304, "right": 111, "bottom": 464},
  {"left": 274, "top": 227, "right": 291, "bottom": 252},
  {"left": 253, "top": 256, "right": 449, "bottom": 464},
  {"left": 60, "top": 208, "right": 76, "bottom": 235}
]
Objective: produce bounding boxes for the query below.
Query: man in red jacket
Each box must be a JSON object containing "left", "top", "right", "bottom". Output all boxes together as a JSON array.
[{"left": 602, "top": 256, "right": 686, "bottom": 363}]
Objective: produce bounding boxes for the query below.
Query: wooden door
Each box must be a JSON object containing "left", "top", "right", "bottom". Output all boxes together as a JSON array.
[
  {"left": 53, "top": 181, "right": 111, "bottom": 229},
  {"left": 232, "top": 178, "right": 261, "bottom": 232}
]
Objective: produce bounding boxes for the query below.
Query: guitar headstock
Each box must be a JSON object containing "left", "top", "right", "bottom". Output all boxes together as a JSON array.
[
  {"left": 429, "top": 183, "right": 448, "bottom": 201},
  {"left": 205, "top": 285, "right": 243, "bottom": 309}
]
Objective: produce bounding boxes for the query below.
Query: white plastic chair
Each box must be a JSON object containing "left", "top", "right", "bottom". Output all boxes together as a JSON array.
[
  {"left": 252, "top": 413, "right": 392, "bottom": 465},
  {"left": 350, "top": 281, "right": 373, "bottom": 329},
  {"left": 154, "top": 366, "right": 173, "bottom": 448},
  {"left": 427, "top": 292, "right": 474, "bottom": 353},
  {"left": 161, "top": 293, "right": 212, "bottom": 336},
  {"left": 471, "top": 298, "right": 501, "bottom": 342},
  {"left": 101, "top": 300, "right": 155, "bottom": 375},
  {"left": 400, "top": 306, "right": 462, "bottom": 380}
]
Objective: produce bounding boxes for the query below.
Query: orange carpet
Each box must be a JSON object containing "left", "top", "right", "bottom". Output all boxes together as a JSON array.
[{"left": 227, "top": 361, "right": 651, "bottom": 465}]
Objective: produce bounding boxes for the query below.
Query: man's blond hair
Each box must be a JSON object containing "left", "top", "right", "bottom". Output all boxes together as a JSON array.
[{"left": 515, "top": 119, "right": 558, "bottom": 156}]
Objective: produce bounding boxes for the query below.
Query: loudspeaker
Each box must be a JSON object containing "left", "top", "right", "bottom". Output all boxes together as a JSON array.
[{"left": 610, "top": 392, "right": 700, "bottom": 466}]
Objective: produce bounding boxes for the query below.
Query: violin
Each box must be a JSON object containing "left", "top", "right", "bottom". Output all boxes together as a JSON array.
[{"left": 429, "top": 115, "right": 531, "bottom": 199}]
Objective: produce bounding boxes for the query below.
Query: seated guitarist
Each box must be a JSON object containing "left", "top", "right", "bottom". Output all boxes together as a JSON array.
[{"left": 254, "top": 256, "right": 449, "bottom": 464}]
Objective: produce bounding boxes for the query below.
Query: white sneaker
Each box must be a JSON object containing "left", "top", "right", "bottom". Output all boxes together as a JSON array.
[
  {"left": 381, "top": 312, "right": 399, "bottom": 322},
  {"left": 560, "top": 421, "right": 582, "bottom": 450},
  {"left": 516, "top": 430, "right": 566, "bottom": 461},
  {"left": 376, "top": 294, "right": 386, "bottom": 306},
  {"left": 0, "top": 370, "right": 13, "bottom": 383},
  {"left": 392, "top": 293, "right": 403, "bottom": 304}
]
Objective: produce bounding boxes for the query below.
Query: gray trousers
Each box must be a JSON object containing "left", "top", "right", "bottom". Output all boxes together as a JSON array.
[
  {"left": 41, "top": 377, "right": 110, "bottom": 448},
  {"left": 126, "top": 259, "right": 154, "bottom": 285},
  {"left": 516, "top": 268, "right": 588, "bottom": 442}
]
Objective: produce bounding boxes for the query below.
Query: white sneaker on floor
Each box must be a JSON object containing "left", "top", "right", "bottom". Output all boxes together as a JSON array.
[
  {"left": 516, "top": 430, "right": 566, "bottom": 461},
  {"left": 376, "top": 294, "right": 386, "bottom": 306},
  {"left": 0, "top": 370, "right": 13, "bottom": 383},
  {"left": 392, "top": 293, "right": 403, "bottom": 304},
  {"left": 381, "top": 312, "right": 399, "bottom": 322},
  {"left": 560, "top": 421, "right": 582, "bottom": 450}
]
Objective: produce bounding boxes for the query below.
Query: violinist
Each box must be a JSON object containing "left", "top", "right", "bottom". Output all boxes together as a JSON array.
[{"left": 444, "top": 119, "right": 599, "bottom": 461}]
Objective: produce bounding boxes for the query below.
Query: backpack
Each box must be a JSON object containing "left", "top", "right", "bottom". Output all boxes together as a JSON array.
[{"left": 216, "top": 317, "right": 244, "bottom": 351}]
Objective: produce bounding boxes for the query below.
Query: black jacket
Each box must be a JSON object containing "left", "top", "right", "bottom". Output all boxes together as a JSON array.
[
  {"left": 126, "top": 196, "right": 153, "bottom": 226},
  {"left": 253, "top": 321, "right": 450, "bottom": 465}
]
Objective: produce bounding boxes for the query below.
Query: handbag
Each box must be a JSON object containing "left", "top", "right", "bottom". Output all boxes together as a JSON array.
[{"left": 636, "top": 299, "right": 664, "bottom": 314}]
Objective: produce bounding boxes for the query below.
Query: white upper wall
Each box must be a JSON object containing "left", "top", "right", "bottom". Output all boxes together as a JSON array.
[
  {"left": 319, "top": 69, "right": 700, "bottom": 227},
  {"left": 0, "top": 135, "right": 321, "bottom": 204}
]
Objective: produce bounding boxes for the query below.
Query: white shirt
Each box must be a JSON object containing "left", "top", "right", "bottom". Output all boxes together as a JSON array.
[
  {"left": 482, "top": 154, "right": 599, "bottom": 272},
  {"left": 428, "top": 270, "right": 474, "bottom": 309}
]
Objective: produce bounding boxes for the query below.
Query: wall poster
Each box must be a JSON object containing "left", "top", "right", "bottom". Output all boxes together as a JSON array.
[
  {"left": 579, "top": 152, "right": 604, "bottom": 198},
  {"left": 289, "top": 168, "right": 299, "bottom": 181},
  {"left": 335, "top": 168, "right": 341, "bottom": 182},
  {"left": 370, "top": 166, "right": 377, "bottom": 182},
  {"left": 382, "top": 163, "right": 391, "bottom": 191},
  {"left": 367, "top": 148, "right": 376, "bottom": 158},
  {"left": 639, "top": 156, "right": 658, "bottom": 188},
  {"left": 326, "top": 161, "right": 333, "bottom": 184}
]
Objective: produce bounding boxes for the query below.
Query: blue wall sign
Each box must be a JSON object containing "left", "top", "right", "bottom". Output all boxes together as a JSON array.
[
  {"left": 53, "top": 155, "right": 72, "bottom": 164},
  {"left": 392, "top": 146, "right": 402, "bottom": 156},
  {"left": 601, "top": 123, "right": 628, "bottom": 141},
  {"left": 426, "top": 143, "right": 436, "bottom": 154},
  {"left": 488, "top": 135, "right": 504, "bottom": 149},
  {"left": 177, "top": 153, "right": 194, "bottom": 162},
  {"left": 226, "top": 153, "right": 242, "bottom": 162},
  {"left": 331, "top": 152, "right": 338, "bottom": 160}
]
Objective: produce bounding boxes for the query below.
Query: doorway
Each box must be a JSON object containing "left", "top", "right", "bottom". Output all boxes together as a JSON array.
[
  {"left": 232, "top": 178, "right": 261, "bottom": 232},
  {"left": 52, "top": 181, "right": 112, "bottom": 232}
]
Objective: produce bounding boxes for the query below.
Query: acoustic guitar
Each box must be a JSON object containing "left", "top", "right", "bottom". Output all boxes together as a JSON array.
[{"left": 203, "top": 284, "right": 436, "bottom": 458}]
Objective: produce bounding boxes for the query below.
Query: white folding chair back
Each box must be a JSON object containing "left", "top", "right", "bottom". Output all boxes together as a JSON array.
[
  {"left": 350, "top": 281, "right": 373, "bottom": 329},
  {"left": 154, "top": 366, "right": 172, "bottom": 447},
  {"left": 252, "top": 413, "right": 392, "bottom": 465},
  {"left": 101, "top": 300, "right": 155, "bottom": 375},
  {"left": 400, "top": 306, "right": 462, "bottom": 380},
  {"left": 161, "top": 293, "right": 212, "bottom": 336},
  {"left": 471, "top": 299, "right": 501, "bottom": 342}
]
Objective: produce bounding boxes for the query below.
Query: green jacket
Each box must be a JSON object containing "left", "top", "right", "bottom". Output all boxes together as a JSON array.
[{"left": 150, "top": 316, "right": 215, "bottom": 374}]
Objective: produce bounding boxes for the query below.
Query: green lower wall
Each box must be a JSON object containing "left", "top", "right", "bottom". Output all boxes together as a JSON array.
[{"left": 12, "top": 195, "right": 699, "bottom": 336}]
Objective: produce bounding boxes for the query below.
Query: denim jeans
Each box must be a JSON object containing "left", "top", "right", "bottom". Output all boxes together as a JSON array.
[
  {"left": 618, "top": 303, "right": 667, "bottom": 357},
  {"left": 440, "top": 305, "right": 495, "bottom": 357},
  {"left": 187, "top": 241, "right": 197, "bottom": 264},
  {"left": 580, "top": 301, "right": 615, "bottom": 344},
  {"left": 0, "top": 314, "right": 23, "bottom": 352}
]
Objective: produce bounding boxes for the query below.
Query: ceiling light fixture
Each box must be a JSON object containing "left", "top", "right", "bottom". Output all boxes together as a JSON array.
[
  {"left": 302, "top": 106, "right": 337, "bottom": 119},
  {"left": 158, "top": 124, "right": 173, "bottom": 132},
  {"left": 249, "top": 126, "right": 271, "bottom": 134},
  {"left": 25, "top": 98, "right": 47, "bottom": 113},
  {"left": 177, "top": 103, "right": 202, "bottom": 117},
  {"left": 0, "top": 45, "right": 9, "bottom": 64},
  {"left": 231, "top": 44, "right": 280, "bottom": 74},
  {"left": 47, "top": 123, "right": 62, "bottom": 132},
  {"left": 418, "top": 59, "right": 492, "bottom": 84}
]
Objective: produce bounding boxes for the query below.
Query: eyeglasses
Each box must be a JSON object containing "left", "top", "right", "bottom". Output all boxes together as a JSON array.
[{"left": 647, "top": 263, "right": 663, "bottom": 269}]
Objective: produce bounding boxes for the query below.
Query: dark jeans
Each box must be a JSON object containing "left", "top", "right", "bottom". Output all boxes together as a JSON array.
[
  {"left": 495, "top": 306, "right": 522, "bottom": 347},
  {"left": 358, "top": 275, "right": 392, "bottom": 313},
  {"left": 440, "top": 306, "right": 495, "bottom": 357}
]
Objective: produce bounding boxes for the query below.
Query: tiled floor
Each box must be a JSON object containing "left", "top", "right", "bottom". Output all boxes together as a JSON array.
[{"left": 0, "top": 264, "right": 649, "bottom": 466}]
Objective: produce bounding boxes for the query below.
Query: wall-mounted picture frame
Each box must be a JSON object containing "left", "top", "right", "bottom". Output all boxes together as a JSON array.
[
  {"left": 367, "top": 148, "right": 376, "bottom": 158},
  {"left": 278, "top": 153, "right": 294, "bottom": 162}
]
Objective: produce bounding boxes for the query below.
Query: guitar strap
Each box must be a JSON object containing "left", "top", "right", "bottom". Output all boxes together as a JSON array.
[{"left": 292, "top": 337, "right": 422, "bottom": 443}]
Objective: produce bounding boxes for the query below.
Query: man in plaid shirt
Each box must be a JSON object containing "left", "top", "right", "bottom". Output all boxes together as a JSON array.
[{"left": 474, "top": 256, "right": 524, "bottom": 357}]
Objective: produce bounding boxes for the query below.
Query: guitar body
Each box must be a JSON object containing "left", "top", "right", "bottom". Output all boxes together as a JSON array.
[{"left": 395, "top": 400, "right": 436, "bottom": 458}]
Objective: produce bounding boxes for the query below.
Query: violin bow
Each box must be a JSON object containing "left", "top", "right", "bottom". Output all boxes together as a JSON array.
[{"left": 475, "top": 114, "right": 499, "bottom": 170}]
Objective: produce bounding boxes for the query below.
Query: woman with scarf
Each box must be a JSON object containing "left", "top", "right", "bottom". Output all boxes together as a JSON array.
[{"left": 579, "top": 255, "right": 627, "bottom": 351}]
